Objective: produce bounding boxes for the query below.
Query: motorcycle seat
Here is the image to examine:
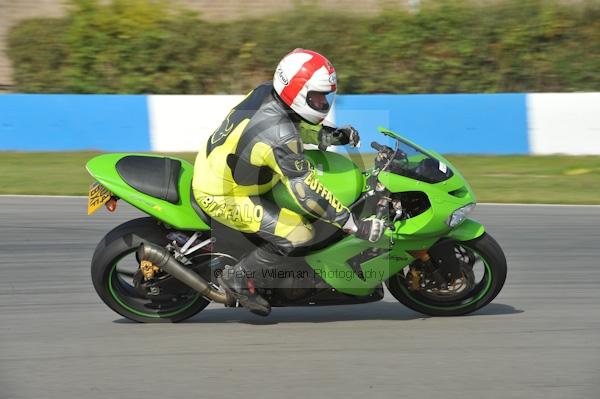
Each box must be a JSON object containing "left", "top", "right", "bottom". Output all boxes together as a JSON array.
[{"left": 116, "top": 156, "right": 181, "bottom": 204}]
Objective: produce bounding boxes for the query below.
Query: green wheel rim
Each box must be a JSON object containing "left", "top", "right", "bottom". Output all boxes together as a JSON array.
[
  {"left": 108, "top": 259, "right": 201, "bottom": 319},
  {"left": 398, "top": 248, "right": 493, "bottom": 311}
]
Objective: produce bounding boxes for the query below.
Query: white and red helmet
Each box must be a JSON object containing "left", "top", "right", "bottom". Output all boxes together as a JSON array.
[{"left": 273, "top": 48, "right": 337, "bottom": 124}]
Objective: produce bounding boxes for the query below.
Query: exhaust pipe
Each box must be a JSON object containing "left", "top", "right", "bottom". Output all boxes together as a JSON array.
[{"left": 137, "top": 242, "right": 232, "bottom": 305}]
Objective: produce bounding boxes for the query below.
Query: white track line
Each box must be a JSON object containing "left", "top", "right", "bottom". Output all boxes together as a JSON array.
[{"left": 1, "top": 195, "right": 600, "bottom": 207}]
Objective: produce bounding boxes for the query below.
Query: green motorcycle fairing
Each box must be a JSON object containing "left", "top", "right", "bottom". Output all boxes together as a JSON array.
[
  {"left": 86, "top": 153, "right": 210, "bottom": 231},
  {"left": 302, "top": 128, "right": 485, "bottom": 296}
]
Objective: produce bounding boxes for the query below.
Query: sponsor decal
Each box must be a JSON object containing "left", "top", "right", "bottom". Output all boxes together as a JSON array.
[
  {"left": 328, "top": 72, "right": 337, "bottom": 85},
  {"left": 304, "top": 173, "right": 345, "bottom": 213},
  {"left": 388, "top": 255, "right": 409, "bottom": 262},
  {"left": 276, "top": 67, "right": 289, "bottom": 86},
  {"left": 294, "top": 159, "right": 306, "bottom": 172},
  {"left": 199, "top": 196, "right": 264, "bottom": 224}
]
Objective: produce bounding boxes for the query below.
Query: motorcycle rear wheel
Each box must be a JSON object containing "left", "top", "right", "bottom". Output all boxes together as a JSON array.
[
  {"left": 386, "top": 233, "right": 507, "bottom": 317},
  {"left": 91, "top": 218, "right": 209, "bottom": 323}
]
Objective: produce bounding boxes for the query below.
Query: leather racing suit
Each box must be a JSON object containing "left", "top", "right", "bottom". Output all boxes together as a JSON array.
[{"left": 192, "top": 82, "right": 352, "bottom": 255}]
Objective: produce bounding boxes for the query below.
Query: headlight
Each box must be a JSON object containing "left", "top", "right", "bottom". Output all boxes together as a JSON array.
[{"left": 446, "top": 203, "right": 476, "bottom": 227}]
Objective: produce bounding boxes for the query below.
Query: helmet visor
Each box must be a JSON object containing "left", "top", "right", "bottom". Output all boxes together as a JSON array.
[{"left": 307, "top": 91, "right": 336, "bottom": 113}]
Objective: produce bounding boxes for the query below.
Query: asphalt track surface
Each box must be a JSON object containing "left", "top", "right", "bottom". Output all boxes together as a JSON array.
[{"left": 1, "top": 196, "right": 599, "bottom": 399}]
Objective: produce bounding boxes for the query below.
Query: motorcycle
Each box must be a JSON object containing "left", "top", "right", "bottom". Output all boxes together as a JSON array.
[{"left": 87, "top": 127, "right": 507, "bottom": 322}]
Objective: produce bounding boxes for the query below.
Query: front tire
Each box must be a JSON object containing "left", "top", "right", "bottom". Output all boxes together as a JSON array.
[
  {"left": 386, "top": 233, "right": 507, "bottom": 316},
  {"left": 91, "top": 218, "right": 209, "bottom": 323}
]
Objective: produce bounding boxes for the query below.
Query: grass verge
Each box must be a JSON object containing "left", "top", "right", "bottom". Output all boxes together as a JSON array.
[{"left": 0, "top": 152, "right": 599, "bottom": 204}]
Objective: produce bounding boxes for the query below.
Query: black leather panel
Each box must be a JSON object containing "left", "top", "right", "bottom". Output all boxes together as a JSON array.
[
  {"left": 226, "top": 154, "right": 274, "bottom": 186},
  {"left": 189, "top": 187, "right": 211, "bottom": 224},
  {"left": 116, "top": 156, "right": 181, "bottom": 204}
]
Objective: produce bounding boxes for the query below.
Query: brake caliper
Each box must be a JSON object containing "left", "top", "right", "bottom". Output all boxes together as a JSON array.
[
  {"left": 408, "top": 266, "right": 422, "bottom": 291},
  {"left": 139, "top": 260, "right": 160, "bottom": 280},
  {"left": 407, "top": 249, "right": 431, "bottom": 291}
]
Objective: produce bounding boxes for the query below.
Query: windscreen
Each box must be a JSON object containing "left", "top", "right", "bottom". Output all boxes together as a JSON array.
[{"left": 385, "top": 139, "right": 454, "bottom": 184}]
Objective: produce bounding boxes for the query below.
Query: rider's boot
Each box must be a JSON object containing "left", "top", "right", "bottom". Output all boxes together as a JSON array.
[{"left": 218, "top": 246, "right": 279, "bottom": 316}]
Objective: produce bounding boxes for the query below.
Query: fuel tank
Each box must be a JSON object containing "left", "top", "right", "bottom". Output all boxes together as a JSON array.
[{"left": 268, "top": 150, "right": 364, "bottom": 215}]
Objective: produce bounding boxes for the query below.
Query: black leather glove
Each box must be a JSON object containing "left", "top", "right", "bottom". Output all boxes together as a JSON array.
[
  {"left": 333, "top": 125, "right": 360, "bottom": 147},
  {"left": 342, "top": 215, "right": 385, "bottom": 243},
  {"left": 319, "top": 125, "right": 360, "bottom": 149}
]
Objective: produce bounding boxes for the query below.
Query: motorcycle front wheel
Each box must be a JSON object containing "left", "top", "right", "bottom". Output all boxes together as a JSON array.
[{"left": 386, "top": 233, "right": 507, "bottom": 317}]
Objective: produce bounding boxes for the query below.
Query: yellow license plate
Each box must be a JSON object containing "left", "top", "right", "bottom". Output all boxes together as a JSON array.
[{"left": 87, "top": 182, "right": 112, "bottom": 215}]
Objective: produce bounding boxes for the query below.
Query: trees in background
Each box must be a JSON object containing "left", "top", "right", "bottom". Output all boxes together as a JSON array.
[{"left": 8, "top": 0, "right": 600, "bottom": 93}]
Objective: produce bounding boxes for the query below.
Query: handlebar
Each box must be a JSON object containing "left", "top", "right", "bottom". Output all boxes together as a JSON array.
[{"left": 371, "top": 141, "right": 385, "bottom": 152}]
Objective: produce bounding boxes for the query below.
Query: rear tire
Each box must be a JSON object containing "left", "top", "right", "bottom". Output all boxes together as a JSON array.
[
  {"left": 386, "top": 233, "right": 507, "bottom": 316},
  {"left": 91, "top": 218, "right": 209, "bottom": 323}
]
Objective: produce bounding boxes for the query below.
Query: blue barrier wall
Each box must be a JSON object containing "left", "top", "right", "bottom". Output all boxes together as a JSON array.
[
  {"left": 2, "top": 92, "right": 596, "bottom": 154},
  {"left": 0, "top": 94, "right": 150, "bottom": 151},
  {"left": 334, "top": 94, "right": 529, "bottom": 154}
]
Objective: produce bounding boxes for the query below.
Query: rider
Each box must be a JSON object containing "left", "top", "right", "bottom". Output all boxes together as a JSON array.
[{"left": 192, "top": 48, "right": 384, "bottom": 316}]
